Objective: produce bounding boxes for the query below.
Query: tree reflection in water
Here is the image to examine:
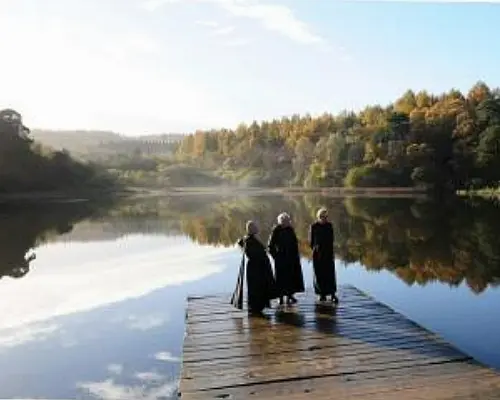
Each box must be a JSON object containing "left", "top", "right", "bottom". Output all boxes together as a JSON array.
[
  {"left": 0, "top": 202, "right": 109, "bottom": 281},
  {"left": 108, "top": 194, "right": 500, "bottom": 294},
  {"left": 4, "top": 193, "right": 500, "bottom": 295}
]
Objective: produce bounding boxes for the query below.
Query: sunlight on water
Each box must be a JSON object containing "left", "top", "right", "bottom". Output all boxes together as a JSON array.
[
  {"left": 0, "top": 194, "right": 499, "bottom": 399},
  {"left": 0, "top": 235, "right": 233, "bottom": 331}
]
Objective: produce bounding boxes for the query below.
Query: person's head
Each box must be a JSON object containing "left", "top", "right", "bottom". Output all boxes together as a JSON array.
[
  {"left": 246, "top": 220, "right": 259, "bottom": 235},
  {"left": 317, "top": 208, "right": 328, "bottom": 223},
  {"left": 277, "top": 212, "right": 291, "bottom": 227}
]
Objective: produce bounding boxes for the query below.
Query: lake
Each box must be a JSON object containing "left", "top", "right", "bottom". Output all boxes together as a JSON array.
[{"left": 0, "top": 193, "right": 499, "bottom": 399}]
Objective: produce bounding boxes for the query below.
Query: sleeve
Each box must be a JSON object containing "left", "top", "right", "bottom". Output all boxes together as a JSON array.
[
  {"left": 267, "top": 226, "right": 278, "bottom": 258},
  {"left": 292, "top": 228, "right": 300, "bottom": 253},
  {"left": 236, "top": 237, "right": 244, "bottom": 249},
  {"left": 309, "top": 224, "right": 315, "bottom": 249}
]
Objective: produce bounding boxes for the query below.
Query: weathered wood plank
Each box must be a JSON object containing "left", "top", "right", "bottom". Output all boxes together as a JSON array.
[
  {"left": 179, "top": 285, "right": 500, "bottom": 399},
  {"left": 183, "top": 337, "right": 457, "bottom": 365},
  {"left": 181, "top": 351, "right": 470, "bottom": 392},
  {"left": 181, "top": 331, "right": 450, "bottom": 362},
  {"left": 185, "top": 313, "right": 418, "bottom": 335},
  {"left": 182, "top": 317, "right": 443, "bottom": 345},
  {"left": 183, "top": 371, "right": 500, "bottom": 400},
  {"left": 182, "top": 364, "right": 500, "bottom": 400}
]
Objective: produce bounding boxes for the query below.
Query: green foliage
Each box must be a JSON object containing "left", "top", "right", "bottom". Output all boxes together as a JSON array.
[
  {"left": 104, "top": 153, "right": 228, "bottom": 188},
  {"left": 175, "top": 81, "right": 500, "bottom": 192},
  {"left": 476, "top": 125, "right": 500, "bottom": 184},
  {"left": 344, "top": 165, "right": 389, "bottom": 187},
  {"left": 0, "top": 110, "right": 116, "bottom": 194}
]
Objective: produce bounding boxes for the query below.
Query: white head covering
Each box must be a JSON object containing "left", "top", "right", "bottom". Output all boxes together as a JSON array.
[
  {"left": 277, "top": 212, "right": 291, "bottom": 225},
  {"left": 317, "top": 208, "right": 328, "bottom": 219},
  {"left": 246, "top": 220, "right": 258, "bottom": 235}
]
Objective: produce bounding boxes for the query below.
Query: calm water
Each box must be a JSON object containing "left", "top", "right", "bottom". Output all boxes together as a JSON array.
[{"left": 1, "top": 194, "right": 500, "bottom": 399}]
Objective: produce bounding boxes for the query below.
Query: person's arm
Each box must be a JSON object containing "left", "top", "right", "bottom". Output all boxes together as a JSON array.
[
  {"left": 331, "top": 223, "right": 335, "bottom": 257},
  {"left": 309, "top": 224, "right": 315, "bottom": 250},
  {"left": 292, "top": 228, "right": 301, "bottom": 253},
  {"left": 267, "top": 227, "right": 278, "bottom": 258}
]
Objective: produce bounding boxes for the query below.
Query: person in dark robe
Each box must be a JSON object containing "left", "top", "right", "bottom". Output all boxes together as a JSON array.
[
  {"left": 231, "top": 220, "right": 278, "bottom": 314},
  {"left": 309, "top": 208, "right": 338, "bottom": 304},
  {"left": 268, "top": 212, "right": 305, "bottom": 305}
]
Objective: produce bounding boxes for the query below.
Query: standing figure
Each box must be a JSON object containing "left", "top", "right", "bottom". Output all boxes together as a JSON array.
[
  {"left": 309, "top": 208, "right": 338, "bottom": 303},
  {"left": 268, "top": 212, "right": 305, "bottom": 305},
  {"left": 231, "top": 221, "right": 278, "bottom": 314}
]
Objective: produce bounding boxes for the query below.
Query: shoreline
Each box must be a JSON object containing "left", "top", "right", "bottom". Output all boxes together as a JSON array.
[
  {"left": 0, "top": 186, "right": 429, "bottom": 203},
  {"left": 0, "top": 188, "right": 132, "bottom": 204}
]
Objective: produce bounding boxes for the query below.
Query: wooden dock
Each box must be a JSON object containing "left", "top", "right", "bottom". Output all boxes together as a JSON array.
[{"left": 179, "top": 285, "right": 500, "bottom": 399}]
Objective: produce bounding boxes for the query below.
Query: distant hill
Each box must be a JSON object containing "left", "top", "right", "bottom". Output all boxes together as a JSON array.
[
  {"left": 31, "top": 130, "right": 185, "bottom": 160},
  {"left": 31, "top": 130, "right": 124, "bottom": 155}
]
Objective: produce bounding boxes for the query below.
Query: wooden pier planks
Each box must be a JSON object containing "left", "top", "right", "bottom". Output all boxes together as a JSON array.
[{"left": 179, "top": 285, "right": 500, "bottom": 399}]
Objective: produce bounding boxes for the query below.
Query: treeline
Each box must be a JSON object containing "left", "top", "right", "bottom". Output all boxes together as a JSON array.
[
  {"left": 31, "top": 129, "right": 183, "bottom": 161},
  {"left": 104, "top": 157, "right": 227, "bottom": 188},
  {"left": 0, "top": 109, "right": 115, "bottom": 194},
  {"left": 176, "top": 82, "right": 500, "bottom": 191}
]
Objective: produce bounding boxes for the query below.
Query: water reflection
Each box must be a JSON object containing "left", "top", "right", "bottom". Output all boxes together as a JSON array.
[
  {"left": 1, "top": 194, "right": 500, "bottom": 399},
  {"left": 0, "top": 202, "right": 104, "bottom": 280},
  {"left": 7, "top": 195, "right": 500, "bottom": 293},
  {"left": 87, "top": 194, "right": 500, "bottom": 294}
]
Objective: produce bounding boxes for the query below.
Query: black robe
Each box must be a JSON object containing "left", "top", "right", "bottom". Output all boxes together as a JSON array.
[
  {"left": 309, "top": 221, "right": 337, "bottom": 296},
  {"left": 267, "top": 225, "right": 305, "bottom": 296},
  {"left": 231, "top": 234, "right": 278, "bottom": 312}
]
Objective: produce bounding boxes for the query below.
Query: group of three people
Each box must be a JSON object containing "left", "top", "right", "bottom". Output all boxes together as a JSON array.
[{"left": 231, "top": 208, "right": 338, "bottom": 314}]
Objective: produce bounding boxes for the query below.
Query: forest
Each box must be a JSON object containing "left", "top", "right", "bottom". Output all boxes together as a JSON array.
[
  {"left": 176, "top": 81, "right": 500, "bottom": 191},
  {"left": 0, "top": 109, "right": 115, "bottom": 195}
]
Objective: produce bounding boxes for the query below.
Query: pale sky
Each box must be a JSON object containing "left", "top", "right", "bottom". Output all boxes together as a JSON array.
[{"left": 1, "top": 0, "right": 499, "bottom": 135}]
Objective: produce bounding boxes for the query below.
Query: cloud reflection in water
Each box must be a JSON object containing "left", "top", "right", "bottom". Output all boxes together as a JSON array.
[{"left": 0, "top": 234, "right": 233, "bottom": 339}]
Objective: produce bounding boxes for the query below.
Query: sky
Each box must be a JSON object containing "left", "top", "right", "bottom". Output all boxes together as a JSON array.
[{"left": 0, "top": 0, "right": 499, "bottom": 135}]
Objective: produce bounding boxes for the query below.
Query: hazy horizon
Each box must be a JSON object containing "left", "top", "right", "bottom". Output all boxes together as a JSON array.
[{"left": 1, "top": 0, "right": 500, "bottom": 135}]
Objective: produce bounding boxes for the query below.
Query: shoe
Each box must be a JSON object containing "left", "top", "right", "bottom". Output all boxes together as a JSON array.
[
  {"left": 287, "top": 296, "right": 298, "bottom": 304},
  {"left": 319, "top": 295, "right": 327, "bottom": 302},
  {"left": 331, "top": 294, "right": 339, "bottom": 304}
]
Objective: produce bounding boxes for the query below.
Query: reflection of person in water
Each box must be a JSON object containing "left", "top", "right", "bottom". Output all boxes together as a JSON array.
[
  {"left": 231, "top": 221, "right": 278, "bottom": 314},
  {"left": 268, "top": 212, "right": 305, "bottom": 306},
  {"left": 309, "top": 208, "right": 338, "bottom": 303}
]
